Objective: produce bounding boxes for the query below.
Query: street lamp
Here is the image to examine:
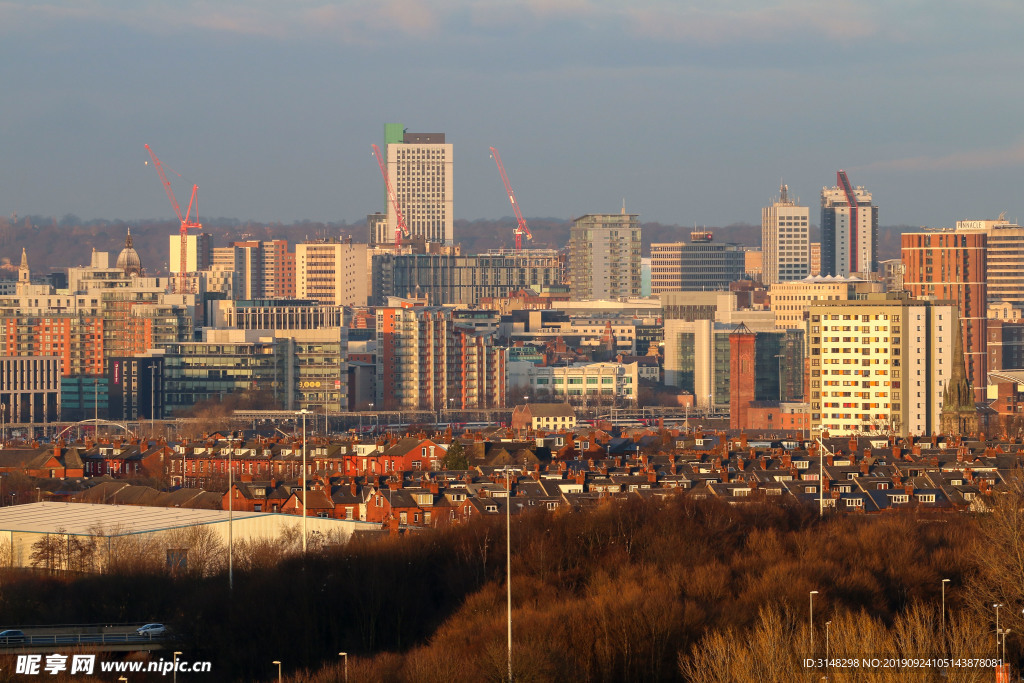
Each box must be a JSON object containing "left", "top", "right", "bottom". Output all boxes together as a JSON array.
[
  {"left": 172, "top": 651, "right": 182, "bottom": 683},
  {"left": 809, "top": 591, "right": 819, "bottom": 655},
  {"left": 272, "top": 660, "right": 281, "bottom": 683},
  {"left": 150, "top": 364, "right": 156, "bottom": 441},
  {"left": 825, "top": 620, "right": 831, "bottom": 675},
  {"left": 505, "top": 464, "right": 513, "bottom": 683},
  {"left": 994, "top": 603, "right": 1003, "bottom": 661},
  {"left": 338, "top": 652, "right": 348, "bottom": 682},
  {"left": 941, "top": 579, "right": 950, "bottom": 646},
  {"left": 298, "top": 409, "right": 311, "bottom": 552}
]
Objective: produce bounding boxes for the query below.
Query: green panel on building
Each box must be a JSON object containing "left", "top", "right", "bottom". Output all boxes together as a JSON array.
[{"left": 384, "top": 123, "right": 405, "bottom": 146}]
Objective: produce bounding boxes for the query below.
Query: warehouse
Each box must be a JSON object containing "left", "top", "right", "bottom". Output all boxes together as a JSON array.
[{"left": 0, "top": 502, "right": 373, "bottom": 571}]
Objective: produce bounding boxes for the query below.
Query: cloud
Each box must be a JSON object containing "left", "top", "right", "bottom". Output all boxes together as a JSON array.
[{"left": 857, "top": 141, "right": 1024, "bottom": 173}]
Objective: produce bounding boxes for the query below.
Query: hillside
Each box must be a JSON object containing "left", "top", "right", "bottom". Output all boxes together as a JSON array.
[{"left": 0, "top": 214, "right": 912, "bottom": 276}]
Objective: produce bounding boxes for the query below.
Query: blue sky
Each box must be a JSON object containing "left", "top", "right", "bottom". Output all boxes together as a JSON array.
[{"left": 2, "top": 0, "right": 1024, "bottom": 230}]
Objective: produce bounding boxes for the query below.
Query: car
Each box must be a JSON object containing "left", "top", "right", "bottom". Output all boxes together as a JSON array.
[
  {"left": 0, "top": 630, "right": 25, "bottom": 644},
  {"left": 136, "top": 624, "right": 167, "bottom": 638}
]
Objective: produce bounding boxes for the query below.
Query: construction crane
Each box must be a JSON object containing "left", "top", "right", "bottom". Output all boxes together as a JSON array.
[
  {"left": 371, "top": 144, "right": 410, "bottom": 250},
  {"left": 489, "top": 147, "right": 533, "bottom": 250},
  {"left": 144, "top": 144, "right": 201, "bottom": 294}
]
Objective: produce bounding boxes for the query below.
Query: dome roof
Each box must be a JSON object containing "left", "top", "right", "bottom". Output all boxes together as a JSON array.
[{"left": 116, "top": 229, "right": 143, "bottom": 276}]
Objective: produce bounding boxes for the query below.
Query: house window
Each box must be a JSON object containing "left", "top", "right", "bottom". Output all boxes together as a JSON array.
[
  {"left": 254, "top": 504, "right": 262, "bottom": 512},
  {"left": 345, "top": 507, "right": 353, "bottom": 520},
  {"left": 400, "top": 511, "right": 408, "bottom": 524}
]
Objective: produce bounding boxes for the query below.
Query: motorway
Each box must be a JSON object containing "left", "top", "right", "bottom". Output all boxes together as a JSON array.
[{"left": 0, "top": 624, "right": 169, "bottom": 652}]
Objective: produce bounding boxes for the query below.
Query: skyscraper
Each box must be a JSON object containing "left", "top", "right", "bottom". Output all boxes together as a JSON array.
[
  {"left": 569, "top": 212, "right": 642, "bottom": 300},
  {"left": 761, "top": 184, "right": 810, "bottom": 285},
  {"left": 385, "top": 124, "right": 454, "bottom": 245},
  {"left": 820, "top": 171, "right": 878, "bottom": 277}
]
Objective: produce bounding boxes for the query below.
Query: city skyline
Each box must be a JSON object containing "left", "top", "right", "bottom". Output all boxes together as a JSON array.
[{"left": 3, "top": 1, "right": 1024, "bottom": 228}]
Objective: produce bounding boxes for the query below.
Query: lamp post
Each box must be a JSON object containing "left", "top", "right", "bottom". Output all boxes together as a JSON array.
[
  {"left": 172, "top": 651, "right": 182, "bottom": 683},
  {"left": 505, "top": 463, "right": 513, "bottom": 683},
  {"left": 338, "top": 652, "right": 348, "bottom": 682},
  {"left": 941, "top": 579, "right": 950, "bottom": 646},
  {"left": 994, "top": 603, "right": 1003, "bottom": 661},
  {"left": 825, "top": 620, "right": 831, "bottom": 675},
  {"left": 809, "top": 591, "right": 819, "bottom": 655},
  {"left": 298, "top": 409, "right": 311, "bottom": 552},
  {"left": 150, "top": 364, "right": 156, "bottom": 441},
  {"left": 228, "top": 447, "right": 233, "bottom": 592},
  {"left": 272, "top": 660, "right": 281, "bottom": 683}
]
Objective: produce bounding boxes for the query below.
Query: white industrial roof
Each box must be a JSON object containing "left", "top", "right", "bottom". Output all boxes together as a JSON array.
[{"left": 0, "top": 502, "right": 267, "bottom": 537}]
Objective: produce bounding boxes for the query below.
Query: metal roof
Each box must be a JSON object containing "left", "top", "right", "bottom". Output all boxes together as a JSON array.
[{"left": 0, "top": 502, "right": 268, "bottom": 537}]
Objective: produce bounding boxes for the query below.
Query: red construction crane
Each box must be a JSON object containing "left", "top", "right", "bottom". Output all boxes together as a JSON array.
[
  {"left": 371, "top": 144, "right": 410, "bottom": 250},
  {"left": 144, "top": 144, "right": 202, "bottom": 294},
  {"left": 489, "top": 147, "right": 533, "bottom": 250}
]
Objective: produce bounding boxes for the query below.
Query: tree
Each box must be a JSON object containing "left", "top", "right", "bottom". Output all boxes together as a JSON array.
[{"left": 443, "top": 441, "right": 468, "bottom": 470}]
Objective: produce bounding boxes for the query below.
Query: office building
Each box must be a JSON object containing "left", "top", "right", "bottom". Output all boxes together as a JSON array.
[
  {"left": 371, "top": 249, "right": 564, "bottom": 306},
  {"left": 807, "top": 292, "right": 961, "bottom": 437},
  {"left": 769, "top": 275, "right": 883, "bottom": 329},
  {"left": 820, "top": 172, "right": 878, "bottom": 277},
  {"left": 386, "top": 126, "right": 454, "bottom": 245},
  {"left": 650, "top": 231, "right": 746, "bottom": 294},
  {"left": 0, "top": 356, "right": 61, "bottom": 425},
  {"left": 209, "top": 299, "right": 349, "bottom": 330},
  {"left": 569, "top": 213, "right": 642, "bottom": 300},
  {"left": 761, "top": 184, "right": 810, "bottom": 285},
  {"left": 955, "top": 217, "right": 1024, "bottom": 306},
  {"left": 901, "top": 231, "right": 987, "bottom": 401}
]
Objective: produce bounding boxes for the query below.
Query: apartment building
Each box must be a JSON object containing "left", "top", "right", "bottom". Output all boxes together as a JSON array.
[{"left": 807, "top": 293, "right": 960, "bottom": 437}]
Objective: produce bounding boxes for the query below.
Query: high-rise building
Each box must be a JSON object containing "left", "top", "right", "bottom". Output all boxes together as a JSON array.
[
  {"left": 650, "top": 231, "right": 745, "bottom": 294},
  {"left": 807, "top": 292, "right": 961, "bottom": 437},
  {"left": 569, "top": 212, "right": 642, "bottom": 300},
  {"left": 261, "top": 240, "right": 296, "bottom": 298},
  {"left": 375, "top": 305, "right": 506, "bottom": 411},
  {"left": 761, "top": 184, "right": 810, "bottom": 285},
  {"left": 901, "top": 231, "right": 987, "bottom": 402},
  {"left": 820, "top": 171, "right": 878, "bottom": 277},
  {"left": 385, "top": 125, "right": 454, "bottom": 245},
  {"left": 955, "top": 217, "right": 1024, "bottom": 306},
  {"left": 168, "top": 233, "right": 212, "bottom": 274},
  {"left": 296, "top": 240, "right": 368, "bottom": 307}
]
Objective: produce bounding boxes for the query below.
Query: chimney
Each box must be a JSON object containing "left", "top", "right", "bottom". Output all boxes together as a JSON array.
[
  {"left": 892, "top": 445, "right": 901, "bottom": 459},
  {"left": 782, "top": 454, "right": 791, "bottom": 468},
  {"left": 350, "top": 481, "right": 358, "bottom": 497},
  {"left": 860, "top": 460, "right": 869, "bottom": 476},
  {"left": 847, "top": 438, "right": 857, "bottom": 453},
  {"left": 904, "top": 483, "right": 914, "bottom": 497},
  {"left": 862, "top": 448, "right": 870, "bottom": 459},
  {"left": 826, "top": 454, "right": 834, "bottom": 467},
  {"left": 647, "top": 470, "right": 657, "bottom": 484}
]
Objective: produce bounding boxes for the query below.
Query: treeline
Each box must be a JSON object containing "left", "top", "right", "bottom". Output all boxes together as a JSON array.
[{"left": 2, "top": 492, "right": 1016, "bottom": 682}]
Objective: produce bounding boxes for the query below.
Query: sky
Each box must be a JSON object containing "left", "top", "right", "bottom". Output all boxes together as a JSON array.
[{"left": 2, "top": 0, "right": 1024, "bottom": 231}]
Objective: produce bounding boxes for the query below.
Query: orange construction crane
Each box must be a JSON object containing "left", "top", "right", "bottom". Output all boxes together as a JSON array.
[
  {"left": 371, "top": 144, "right": 410, "bottom": 250},
  {"left": 144, "top": 144, "right": 201, "bottom": 294},
  {"left": 489, "top": 147, "right": 533, "bottom": 250}
]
